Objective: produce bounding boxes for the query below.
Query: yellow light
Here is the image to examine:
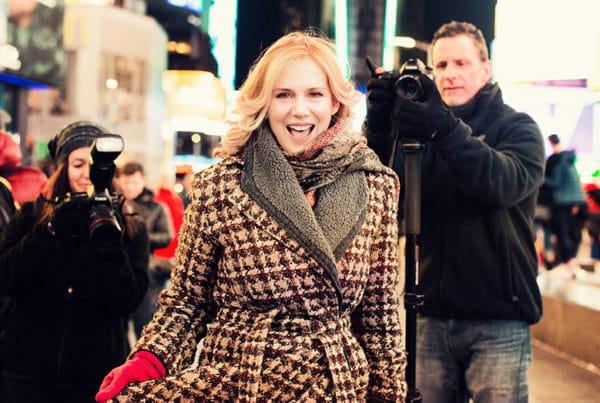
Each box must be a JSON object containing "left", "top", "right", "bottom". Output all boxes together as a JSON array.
[
  {"left": 105, "top": 78, "right": 118, "bottom": 90},
  {"left": 167, "top": 41, "right": 178, "bottom": 52},
  {"left": 162, "top": 70, "right": 227, "bottom": 120},
  {"left": 175, "top": 42, "right": 192, "bottom": 55},
  {"left": 191, "top": 133, "right": 201, "bottom": 143}
]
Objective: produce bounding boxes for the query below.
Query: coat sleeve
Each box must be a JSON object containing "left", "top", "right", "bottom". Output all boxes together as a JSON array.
[
  {"left": 352, "top": 173, "right": 407, "bottom": 402},
  {"left": 83, "top": 214, "right": 150, "bottom": 316},
  {"left": 0, "top": 203, "right": 56, "bottom": 295},
  {"left": 425, "top": 113, "right": 545, "bottom": 207}
]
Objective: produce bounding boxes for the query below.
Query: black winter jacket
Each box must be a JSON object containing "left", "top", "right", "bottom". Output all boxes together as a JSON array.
[
  {"left": 0, "top": 198, "right": 149, "bottom": 387},
  {"left": 129, "top": 188, "right": 172, "bottom": 253},
  {"left": 367, "top": 83, "right": 545, "bottom": 324}
]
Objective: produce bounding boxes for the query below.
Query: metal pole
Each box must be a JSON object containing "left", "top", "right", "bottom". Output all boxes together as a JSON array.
[{"left": 401, "top": 139, "right": 425, "bottom": 402}]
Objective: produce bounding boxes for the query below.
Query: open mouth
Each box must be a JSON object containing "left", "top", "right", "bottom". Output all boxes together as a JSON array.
[{"left": 287, "top": 125, "right": 314, "bottom": 141}]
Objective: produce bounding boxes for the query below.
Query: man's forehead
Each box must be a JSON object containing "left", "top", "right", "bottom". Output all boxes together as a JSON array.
[{"left": 432, "top": 36, "right": 480, "bottom": 61}]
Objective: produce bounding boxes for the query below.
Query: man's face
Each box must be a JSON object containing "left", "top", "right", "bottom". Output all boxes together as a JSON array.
[
  {"left": 119, "top": 171, "right": 145, "bottom": 201},
  {"left": 432, "top": 34, "right": 492, "bottom": 107}
]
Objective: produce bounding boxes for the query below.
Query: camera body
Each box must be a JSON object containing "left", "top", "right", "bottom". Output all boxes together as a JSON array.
[
  {"left": 395, "top": 58, "right": 432, "bottom": 102},
  {"left": 55, "top": 134, "right": 125, "bottom": 251}
]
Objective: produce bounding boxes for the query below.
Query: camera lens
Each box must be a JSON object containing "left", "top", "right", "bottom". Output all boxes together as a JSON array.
[
  {"left": 396, "top": 75, "right": 424, "bottom": 101},
  {"left": 88, "top": 204, "right": 121, "bottom": 251}
]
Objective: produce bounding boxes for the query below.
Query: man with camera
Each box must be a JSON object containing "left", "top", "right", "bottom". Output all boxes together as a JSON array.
[{"left": 365, "top": 21, "right": 545, "bottom": 402}]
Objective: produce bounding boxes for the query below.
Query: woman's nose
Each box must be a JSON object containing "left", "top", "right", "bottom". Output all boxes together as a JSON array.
[{"left": 292, "top": 97, "right": 309, "bottom": 116}]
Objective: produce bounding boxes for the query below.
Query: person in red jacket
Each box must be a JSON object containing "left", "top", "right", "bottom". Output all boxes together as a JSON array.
[
  {"left": 0, "top": 128, "right": 47, "bottom": 205},
  {"left": 153, "top": 174, "right": 184, "bottom": 278},
  {"left": 584, "top": 182, "right": 600, "bottom": 260}
]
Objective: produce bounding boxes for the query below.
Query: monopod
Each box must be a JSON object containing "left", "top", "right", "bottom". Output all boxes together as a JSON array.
[{"left": 389, "top": 137, "right": 425, "bottom": 402}]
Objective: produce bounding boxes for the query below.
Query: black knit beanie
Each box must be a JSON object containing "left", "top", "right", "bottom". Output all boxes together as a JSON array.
[{"left": 48, "top": 121, "right": 107, "bottom": 163}]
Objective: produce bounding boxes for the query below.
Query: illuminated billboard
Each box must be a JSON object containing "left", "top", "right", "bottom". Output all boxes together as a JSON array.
[
  {"left": 2, "top": 0, "right": 66, "bottom": 88},
  {"left": 166, "top": 0, "right": 202, "bottom": 14}
]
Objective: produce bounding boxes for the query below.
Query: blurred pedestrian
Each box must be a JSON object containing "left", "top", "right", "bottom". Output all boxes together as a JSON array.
[
  {"left": 117, "top": 162, "right": 172, "bottom": 338},
  {"left": 0, "top": 121, "right": 47, "bottom": 205},
  {"left": 584, "top": 183, "right": 600, "bottom": 260},
  {"left": 365, "top": 20, "right": 545, "bottom": 402},
  {"left": 179, "top": 171, "right": 194, "bottom": 209},
  {"left": 96, "top": 29, "right": 407, "bottom": 402},
  {"left": 544, "top": 134, "right": 587, "bottom": 274},
  {"left": 153, "top": 173, "right": 184, "bottom": 287},
  {"left": 0, "top": 176, "right": 17, "bottom": 390}
]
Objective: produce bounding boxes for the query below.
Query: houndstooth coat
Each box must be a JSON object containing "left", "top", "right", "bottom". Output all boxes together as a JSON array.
[{"left": 113, "top": 130, "right": 407, "bottom": 402}]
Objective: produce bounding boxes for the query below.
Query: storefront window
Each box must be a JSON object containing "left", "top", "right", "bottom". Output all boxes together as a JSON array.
[{"left": 99, "top": 53, "right": 146, "bottom": 124}]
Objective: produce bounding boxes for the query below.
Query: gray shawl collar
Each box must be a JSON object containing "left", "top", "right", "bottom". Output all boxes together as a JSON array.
[{"left": 241, "top": 124, "right": 386, "bottom": 307}]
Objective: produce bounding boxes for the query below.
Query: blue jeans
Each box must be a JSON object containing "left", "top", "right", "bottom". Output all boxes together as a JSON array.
[
  {"left": 591, "top": 241, "right": 600, "bottom": 259},
  {"left": 416, "top": 316, "right": 531, "bottom": 403}
]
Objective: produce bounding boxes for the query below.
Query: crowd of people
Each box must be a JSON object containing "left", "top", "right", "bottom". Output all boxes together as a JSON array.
[{"left": 0, "top": 19, "right": 597, "bottom": 403}]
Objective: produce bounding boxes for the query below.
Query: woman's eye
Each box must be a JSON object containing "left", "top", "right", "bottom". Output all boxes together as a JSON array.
[{"left": 275, "top": 92, "right": 291, "bottom": 99}]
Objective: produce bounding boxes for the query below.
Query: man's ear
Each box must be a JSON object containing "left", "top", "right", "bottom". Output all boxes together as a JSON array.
[{"left": 483, "top": 59, "right": 493, "bottom": 83}]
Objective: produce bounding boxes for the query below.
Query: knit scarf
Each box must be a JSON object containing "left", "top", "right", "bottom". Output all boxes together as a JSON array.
[
  {"left": 286, "top": 118, "right": 369, "bottom": 206},
  {"left": 242, "top": 116, "right": 389, "bottom": 251}
]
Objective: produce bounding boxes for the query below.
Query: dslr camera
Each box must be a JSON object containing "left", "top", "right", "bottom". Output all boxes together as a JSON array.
[
  {"left": 54, "top": 134, "right": 125, "bottom": 251},
  {"left": 395, "top": 58, "right": 432, "bottom": 102}
]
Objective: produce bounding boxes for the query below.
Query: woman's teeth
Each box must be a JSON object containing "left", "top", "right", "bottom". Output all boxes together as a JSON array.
[{"left": 288, "top": 125, "right": 312, "bottom": 133}]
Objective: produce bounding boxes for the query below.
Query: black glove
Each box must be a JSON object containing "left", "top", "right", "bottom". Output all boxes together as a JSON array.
[
  {"left": 392, "top": 73, "right": 458, "bottom": 143},
  {"left": 48, "top": 196, "right": 87, "bottom": 239},
  {"left": 365, "top": 71, "right": 398, "bottom": 135}
]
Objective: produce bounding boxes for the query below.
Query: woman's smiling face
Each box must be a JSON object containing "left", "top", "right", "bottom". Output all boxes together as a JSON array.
[
  {"left": 267, "top": 57, "right": 340, "bottom": 157},
  {"left": 68, "top": 146, "right": 92, "bottom": 193}
]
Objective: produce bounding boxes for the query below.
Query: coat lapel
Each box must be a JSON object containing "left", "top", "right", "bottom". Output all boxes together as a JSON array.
[
  {"left": 313, "top": 170, "right": 367, "bottom": 259},
  {"left": 234, "top": 127, "right": 382, "bottom": 309},
  {"left": 241, "top": 131, "right": 336, "bottom": 254}
]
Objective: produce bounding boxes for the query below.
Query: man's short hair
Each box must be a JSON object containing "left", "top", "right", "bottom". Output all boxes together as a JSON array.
[
  {"left": 548, "top": 134, "right": 560, "bottom": 145},
  {"left": 119, "top": 161, "right": 145, "bottom": 177},
  {"left": 432, "top": 21, "right": 489, "bottom": 62}
]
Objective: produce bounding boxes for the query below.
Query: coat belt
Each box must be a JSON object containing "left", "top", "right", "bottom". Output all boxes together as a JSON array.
[{"left": 216, "top": 307, "right": 361, "bottom": 402}]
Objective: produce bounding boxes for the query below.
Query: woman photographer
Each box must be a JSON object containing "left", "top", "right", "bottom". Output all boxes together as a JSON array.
[
  {"left": 0, "top": 121, "right": 149, "bottom": 403},
  {"left": 96, "top": 30, "right": 407, "bottom": 402}
]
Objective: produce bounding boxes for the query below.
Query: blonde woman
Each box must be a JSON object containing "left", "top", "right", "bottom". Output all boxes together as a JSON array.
[{"left": 97, "top": 29, "right": 407, "bottom": 402}]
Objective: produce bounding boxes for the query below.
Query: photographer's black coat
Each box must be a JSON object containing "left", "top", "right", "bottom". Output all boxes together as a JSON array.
[
  {"left": 0, "top": 198, "right": 149, "bottom": 391},
  {"left": 368, "top": 83, "right": 545, "bottom": 324}
]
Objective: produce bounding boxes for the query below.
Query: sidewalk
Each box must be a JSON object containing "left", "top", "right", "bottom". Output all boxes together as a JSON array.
[
  {"left": 530, "top": 229, "right": 600, "bottom": 402},
  {"left": 530, "top": 339, "right": 600, "bottom": 402}
]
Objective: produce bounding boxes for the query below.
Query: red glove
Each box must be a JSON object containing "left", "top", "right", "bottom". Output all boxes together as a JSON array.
[{"left": 95, "top": 350, "right": 165, "bottom": 402}]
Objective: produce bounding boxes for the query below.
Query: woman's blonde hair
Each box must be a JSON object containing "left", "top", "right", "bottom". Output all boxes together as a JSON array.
[{"left": 215, "top": 29, "right": 356, "bottom": 157}]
